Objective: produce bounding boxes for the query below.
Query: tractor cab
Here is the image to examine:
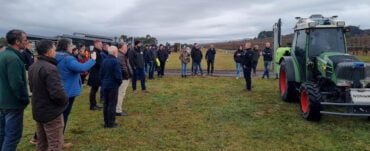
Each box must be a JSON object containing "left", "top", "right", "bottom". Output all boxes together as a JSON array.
[{"left": 276, "top": 14, "right": 370, "bottom": 121}]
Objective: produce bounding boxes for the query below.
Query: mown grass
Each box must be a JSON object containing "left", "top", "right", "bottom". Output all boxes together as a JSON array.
[{"left": 18, "top": 76, "right": 369, "bottom": 150}]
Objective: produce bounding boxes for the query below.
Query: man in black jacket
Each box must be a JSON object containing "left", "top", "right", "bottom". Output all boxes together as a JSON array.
[
  {"left": 87, "top": 39, "right": 103, "bottom": 110},
  {"left": 191, "top": 43, "right": 203, "bottom": 76},
  {"left": 243, "top": 42, "right": 254, "bottom": 91},
  {"left": 157, "top": 44, "right": 169, "bottom": 77},
  {"left": 22, "top": 41, "right": 34, "bottom": 70},
  {"left": 234, "top": 45, "right": 244, "bottom": 79},
  {"left": 129, "top": 41, "right": 148, "bottom": 92},
  {"left": 29, "top": 40, "right": 68, "bottom": 150},
  {"left": 262, "top": 42, "right": 273, "bottom": 79},
  {"left": 205, "top": 44, "right": 216, "bottom": 75},
  {"left": 22, "top": 41, "right": 34, "bottom": 96}
]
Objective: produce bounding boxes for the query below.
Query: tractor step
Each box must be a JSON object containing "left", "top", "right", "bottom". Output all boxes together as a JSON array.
[
  {"left": 321, "top": 102, "right": 370, "bottom": 106},
  {"left": 320, "top": 111, "right": 370, "bottom": 116}
]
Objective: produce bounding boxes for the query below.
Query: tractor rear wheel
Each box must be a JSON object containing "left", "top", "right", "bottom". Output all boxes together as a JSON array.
[
  {"left": 279, "top": 60, "right": 298, "bottom": 102},
  {"left": 300, "top": 82, "right": 322, "bottom": 121}
]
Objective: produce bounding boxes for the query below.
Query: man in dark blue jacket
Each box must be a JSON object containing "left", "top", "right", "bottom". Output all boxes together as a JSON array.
[
  {"left": 100, "top": 46, "right": 122, "bottom": 128},
  {"left": 205, "top": 44, "right": 216, "bottom": 75}
]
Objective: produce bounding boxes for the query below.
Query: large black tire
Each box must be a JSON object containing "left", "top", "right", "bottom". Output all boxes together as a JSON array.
[
  {"left": 300, "top": 82, "right": 322, "bottom": 121},
  {"left": 279, "top": 60, "right": 298, "bottom": 102}
]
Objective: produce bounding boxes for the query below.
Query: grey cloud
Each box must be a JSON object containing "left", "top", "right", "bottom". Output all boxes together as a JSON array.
[{"left": 0, "top": 0, "right": 369, "bottom": 44}]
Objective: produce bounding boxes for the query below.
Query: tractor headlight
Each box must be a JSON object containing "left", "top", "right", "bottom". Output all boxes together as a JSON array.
[{"left": 337, "top": 79, "right": 352, "bottom": 87}]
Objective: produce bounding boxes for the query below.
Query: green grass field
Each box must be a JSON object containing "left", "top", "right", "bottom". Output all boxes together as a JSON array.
[
  {"left": 164, "top": 50, "right": 369, "bottom": 72},
  {"left": 165, "top": 50, "right": 265, "bottom": 71},
  {"left": 18, "top": 76, "right": 369, "bottom": 150}
]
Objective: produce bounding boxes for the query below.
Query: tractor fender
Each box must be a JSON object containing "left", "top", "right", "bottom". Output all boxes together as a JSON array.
[{"left": 281, "top": 56, "right": 296, "bottom": 82}]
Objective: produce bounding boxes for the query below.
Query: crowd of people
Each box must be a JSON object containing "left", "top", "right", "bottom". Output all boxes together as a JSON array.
[
  {"left": 233, "top": 42, "right": 273, "bottom": 91},
  {"left": 0, "top": 29, "right": 273, "bottom": 150}
]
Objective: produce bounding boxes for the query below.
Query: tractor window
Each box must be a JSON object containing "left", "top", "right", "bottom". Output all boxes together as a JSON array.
[
  {"left": 309, "top": 28, "right": 345, "bottom": 57},
  {"left": 294, "top": 30, "right": 307, "bottom": 70}
]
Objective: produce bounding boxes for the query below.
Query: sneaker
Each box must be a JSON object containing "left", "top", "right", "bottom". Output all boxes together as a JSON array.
[
  {"left": 63, "top": 142, "right": 73, "bottom": 148},
  {"left": 29, "top": 138, "right": 37, "bottom": 145}
]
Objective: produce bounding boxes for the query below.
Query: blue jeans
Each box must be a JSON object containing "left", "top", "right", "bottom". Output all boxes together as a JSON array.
[
  {"left": 132, "top": 68, "right": 146, "bottom": 90},
  {"left": 181, "top": 63, "right": 187, "bottom": 76},
  {"left": 0, "top": 109, "right": 24, "bottom": 151},
  {"left": 192, "top": 62, "right": 203, "bottom": 75},
  {"left": 145, "top": 62, "right": 150, "bottom": 74},
  {"left": 252, "top": 61, "right": 258, "bottom": 74},
  {"left": 243, "top": 67, "right": 252, "bottom": 90},
  {"left": 263, "top": 61, "right": 271, "bottom": 78},
  {"left": 148, "top": 61, "right": 155, "bottom": 79},
  {"left": 235, "top": 62, "right": 241, "bottom": 78}
]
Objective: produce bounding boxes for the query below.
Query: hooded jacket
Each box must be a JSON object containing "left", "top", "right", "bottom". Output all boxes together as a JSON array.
[{"left": 56, "top": 51, "right": 95, "bottom": 97}]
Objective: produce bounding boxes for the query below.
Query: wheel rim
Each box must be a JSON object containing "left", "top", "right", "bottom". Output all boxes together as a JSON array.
[
  {"left": 279, "top": 68, "right": 286, "bottom": 95},
  {"left": 300, "top": 89, "right": 309, "bottom": 113}
]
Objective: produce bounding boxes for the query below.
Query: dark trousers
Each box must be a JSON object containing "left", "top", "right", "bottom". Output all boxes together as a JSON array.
[
  {"left": 148, "top": 61, "right": 155, "bottom": 79},
  {"left": 63, "top": 97, "right": 75, "bottom": 133},
  {"left": 252, "top": 60, "right": 258, "bottom": 74},
  {"left": 132, "top": 68, "right": 146, "bottom": 90},
  {"left": 207, "top": 59, "right": 214, "bottom": 74},
  {"left": 80, "top": 75, "right": 87, "bottom": 84},
  {"left": 243, "top": 67, "right": 252, "bottom": 90},
  {"left": 158, "top": 61, "right": 166, "bottom": 76},
  {"left": 0, "top": 109, "right": 23, "bottom": 151},
  {"left": 89, "top": 86, "right": 99, "bottom": 107},
  {"left": 103, "top": 88, "right": 119, "bottom": 127}
]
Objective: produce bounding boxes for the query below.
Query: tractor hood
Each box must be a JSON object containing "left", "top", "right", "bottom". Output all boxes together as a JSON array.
[{"left": 317, "top": 52, "right": 370, "bottom": 87}]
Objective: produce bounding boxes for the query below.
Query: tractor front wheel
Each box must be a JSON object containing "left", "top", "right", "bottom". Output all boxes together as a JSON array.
[
  {"left": 300, "top": 82, "right": 322, "bottom": 121},
  {"left": 279, "top": 60, "right": 298, "bottom": 102}
]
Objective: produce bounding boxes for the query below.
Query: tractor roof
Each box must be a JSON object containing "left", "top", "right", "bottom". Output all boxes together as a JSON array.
[{"left": 294, "top": 14, "right": 345, "bottom": 30}]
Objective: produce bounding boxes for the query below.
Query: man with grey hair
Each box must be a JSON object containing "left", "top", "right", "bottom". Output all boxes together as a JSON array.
[
  {"left": 116, "top": 42, "right": 132, "bottom": 116},
  {"left": 0, "top": 29, "right": 30, "bottom": 150},
  {"left": 100, "top": 46, "right": 122, "bottom": 128}
]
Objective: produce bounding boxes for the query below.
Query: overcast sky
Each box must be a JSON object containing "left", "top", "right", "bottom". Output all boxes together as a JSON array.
[{"left": 0, "top": 0, "right": 369, "bottom": 44}]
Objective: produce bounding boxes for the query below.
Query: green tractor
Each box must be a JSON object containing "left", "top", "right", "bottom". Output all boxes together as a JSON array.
[{"left": 276, "top": 14, "right": 370, "bottom": 121}]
